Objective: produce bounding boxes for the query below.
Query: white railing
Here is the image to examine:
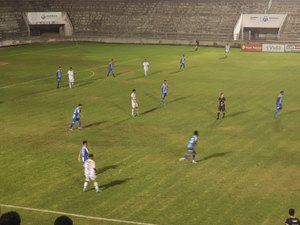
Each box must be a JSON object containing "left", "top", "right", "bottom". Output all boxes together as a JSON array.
[
  {"left": 233, "top": 14, "right": 243, "bottom": 41},
  {"left": 268, "top": 0, "right": 273, "bottom": 11}
]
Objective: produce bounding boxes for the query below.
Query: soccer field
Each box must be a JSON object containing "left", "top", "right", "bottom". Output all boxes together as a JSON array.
[{"left": 0, "top": 42, "right": 299, "bottom": 225}]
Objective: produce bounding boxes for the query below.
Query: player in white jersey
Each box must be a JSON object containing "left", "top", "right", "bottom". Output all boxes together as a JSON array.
[
  {"left": 83, "top": 154, "right": 99, "bottom": 192},
  {"left": 161, "top": 80, "right": 168, "bottom": 105},
  {"left": 67, "top": 67, "right": 75, "bottom": 88},
  {"left": 131, "top": 89, "right": 139, "bottom": 117},
  {"left": 225, "top": 43, "right": 230, "bottom": 57},
  {"left": 179, "top": 130, "right": 199, "bottom": 163},
  {"left": 143, "top": 59, "right": 150, "bottom": 76},
  {"left": 180, "top": 54, "right": 186, "bottom": 70}
]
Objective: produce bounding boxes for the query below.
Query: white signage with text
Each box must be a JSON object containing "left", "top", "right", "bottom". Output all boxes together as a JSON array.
[
  {"left": 27, "top": 12, "right": 65, "bottom": 25},
  {"left": 262, "top": 44, "right": 285, "bottom": 52},
  {"left": 242, "top": 14, "right": 286, "bottom": 28}
]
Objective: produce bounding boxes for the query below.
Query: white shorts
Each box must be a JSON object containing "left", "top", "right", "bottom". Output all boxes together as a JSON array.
[
  {"left": 85, "top": 174, "right": 96, "bottom": 182},
  {"left": 132, "top": 100, "right": 138, "bottom": 108}
]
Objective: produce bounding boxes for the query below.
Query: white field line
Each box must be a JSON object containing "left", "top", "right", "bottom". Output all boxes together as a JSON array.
[
  {"left": 0, "top": 204, "right": 157, "bottom": 225},
  {"left": 0, "top": 67, "right": 98, "bottom": 89}
]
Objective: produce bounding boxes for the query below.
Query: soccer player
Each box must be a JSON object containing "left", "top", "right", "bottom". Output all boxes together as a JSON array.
[
  {"left": 180, "top": 54, "right": 186, "bottom": 70},
  {"left": 69, "top": 104, "right": 82, "bottom": 130},
  {"left": 217, "top": 92, "right": 226, "bottom": 119},
  {"left": 195, "top": 40, "right": 199, "bottom": 51},
  {"left": 275, "top": 90, "right": 284, "bottom": 118},
  {"left": 78, "top": 140, "right": 89, "bottom": 164},
  {"left": 56, "top": 66, "right": 62, "bottom": 88},
  {"left": 67, "top": 67, "right": 75, "bottom": 88},
  {"left": 285, "top": 208, "right": 300, "bottom": 225},
  {"left": 107, "top": 59, "right": 115, "bottom": 77},
  {"left": 179, "top": 130, "right": 199, "bottom": 163},
  {"left": 131, "top": 89, "right": 139, "bottom": 117},
  {"left": 161, "top": 80, "right": 168, "bottom": 105},
  {"left": 143, "top": 59, "right": 150, "bottom": 76},
  {"left": 83, "top": 153, "right": 100, "bottom": 193},
  {"left": 225, "top": 43, "right": 230, "bottom": 57}
]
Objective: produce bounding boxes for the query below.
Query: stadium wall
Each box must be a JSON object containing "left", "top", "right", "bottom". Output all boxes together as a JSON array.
[{"left": 0, "top": 36, "right": 242, "bottom": 48}]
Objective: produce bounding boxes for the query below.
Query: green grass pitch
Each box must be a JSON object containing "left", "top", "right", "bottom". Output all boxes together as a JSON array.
[{"left": 0, "top": 42, "right": 299, "bottom": 225}]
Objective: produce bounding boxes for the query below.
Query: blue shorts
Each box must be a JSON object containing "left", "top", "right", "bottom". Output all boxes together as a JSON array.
[{"left": 72, "top": 117, "right": 80, "bottom": 122}]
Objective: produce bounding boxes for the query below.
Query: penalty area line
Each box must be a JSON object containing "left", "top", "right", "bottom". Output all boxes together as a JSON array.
[{"left": 0, "top": 204, "right": 157, "bottom": 225}]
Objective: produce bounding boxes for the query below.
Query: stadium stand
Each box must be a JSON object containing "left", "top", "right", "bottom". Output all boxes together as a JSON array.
[
  {"left": 0, "top": 6, "right": 28, "bottom": 40},
  {"left": 52, "top": 0, "right": 269, "bottom": 40},
  {"left": 268, "top": 0, "right": 300, "bottom": 41},
  {"left": 0, "top": 0, "right": 299, "bottom": 43}
]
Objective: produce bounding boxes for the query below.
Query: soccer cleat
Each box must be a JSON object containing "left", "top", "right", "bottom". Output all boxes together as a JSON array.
[
  {"left": 78, "top": 127, "right": 82, "bottom": 129},
  {"left": 83, "top": 188, "right": 86, "bottom": 192},
  {"left": 179, "top": 157, "right": 186, "bottom": 161},
  {"left": 96, "top": 189, "right": 100, "bottom": 193},
  {"left": 69, "top": 129, "right": 73, "bottom": 131},
  {"left": 192, "top": 160, "right": 197, "bottom": 163}
]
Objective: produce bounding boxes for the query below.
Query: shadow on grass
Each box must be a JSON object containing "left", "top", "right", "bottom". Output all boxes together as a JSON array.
[
  {"left": 111, "top": 102, "right": 128, "bottom": 113},
  {"left": 284, "top": 109, "right": 300, "bottom": 115},
  {"left": 100, "top": 178, "right": 132, "bottom": 191},
  {"left": 219, "top": 56, "right": 227, "bottom": 60},
  {"left": 258, "top": 104, "right": 272, "bottom": 113},
  {"left": 76, "top": 80, "right": 95, "bottom": 88},
  {"left": 169, "top": 70, "right": 182, "bottom": 75},
  {"left": 197, "top": 151, "right": 231, "bottom": 162},
  {"left": 96, "top": 164, "right": 118, "bottom": 175},
  {"left": 210, "top": 118, "right": 222, "bottom": 128},
  {"left": 151, "top": 70, "right": 163, "bottom": 75},
  {"left": 226, "top": 110, "right": 250, "bottom": 118},
  {"left": 126, "top": 75, "right": 143, "bottom": 81},
  {"left": 109, "top": 117, "right": 132, "bottom": 127},
  {"left": 84, "top": 121, "right": 108, "bottom": 129},
  {"left": 200, "top": 105, "right": 216, "bottom": 118},
  {"left": 145, "top": 92, "right": 160, "bottom": 102},
  {"left": 141, "top": 106, "right": 160, "bottom": 115},
  {"left": 168, "top": 95, "right": 192, "bottom": 104}
]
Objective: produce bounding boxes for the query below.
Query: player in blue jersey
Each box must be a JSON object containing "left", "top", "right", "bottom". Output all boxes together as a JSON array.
[
  {"left": 69, "top": 104, "right": 82, "bottom": 130},
  {"left": 275, "top": 90, "right": 284, "bottom": 118},
  {"left": 179, "top": 130, "right": 199, "bottom": 163},
  {"left": 161, "top": 80, "right": 168, "bottom": 105},
  {"left": 180, "top": 54, "right": 186, "bottom": 70},
  {"left": 56, "top": 66, "right": 62, "bottom": 88},
  {"left": 78, "top": 140, "right": 89, "bottom": 164},
  {"left": 107, "top": 59, "right": 115, "bottom": 77}
]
